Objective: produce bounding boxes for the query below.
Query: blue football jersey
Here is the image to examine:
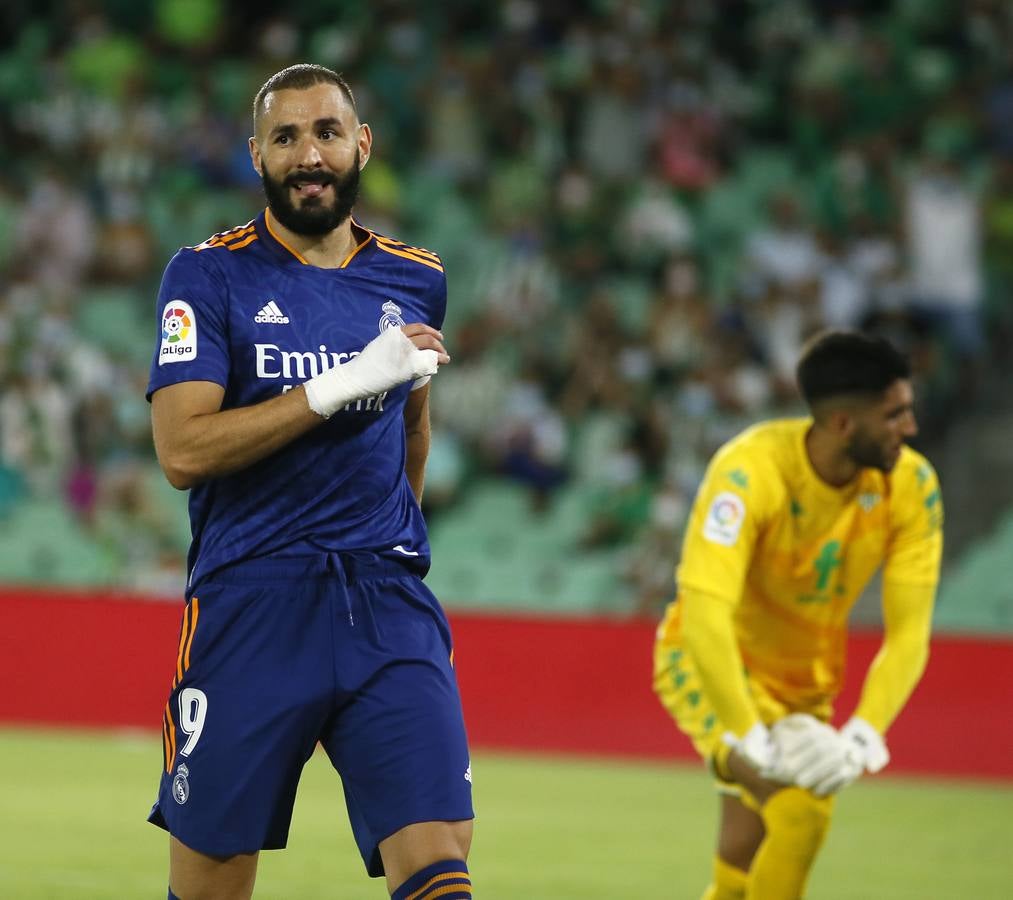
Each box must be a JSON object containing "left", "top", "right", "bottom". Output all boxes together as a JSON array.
[{"left": 146, "top": 209, "right": 447, "bottom": 589}]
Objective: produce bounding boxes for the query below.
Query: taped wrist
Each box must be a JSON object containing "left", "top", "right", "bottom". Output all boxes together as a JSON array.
[{"left": 304, "top": 327, "right": 438, "bottom": 418}]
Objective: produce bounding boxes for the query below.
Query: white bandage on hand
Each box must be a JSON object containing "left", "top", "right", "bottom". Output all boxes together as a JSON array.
[
  {"left": 723, "top": 722, "right": 777, "bottom": 774},
  {"left": 303, "top": 327, "right": 439, "bottom": 418},
  {"left": 768, "top": 713, "right": 847, "bottom": 792}
]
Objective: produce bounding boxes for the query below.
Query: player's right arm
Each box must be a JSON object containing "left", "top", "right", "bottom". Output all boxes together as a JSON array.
[
  {"left": 152, "top": 380, "right": 322, "bottom": 489},
  {"left": 677, "top": 445, "right": 782, "bottom": 755},
  {"left": 153, "top": 324, "right": 448, "bottom": 490},
  {"left": 681, "top": 590, "right": 758, "bottom": 737}
]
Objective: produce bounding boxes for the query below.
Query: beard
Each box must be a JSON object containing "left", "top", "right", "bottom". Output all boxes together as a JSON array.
[
  {"left": 261, "top": 149, "right": 361, "bottom": 235},
  {"left": 845, "top": 429, "right": 895, "bottom": 472}
]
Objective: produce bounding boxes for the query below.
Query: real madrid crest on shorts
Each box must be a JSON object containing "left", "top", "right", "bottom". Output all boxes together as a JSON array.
[
  {"left": 378, "top": 300, "right": 406, "bottom": 332},
  {"left": 172, "top": 763, "right": 190, "bottom": 805}
]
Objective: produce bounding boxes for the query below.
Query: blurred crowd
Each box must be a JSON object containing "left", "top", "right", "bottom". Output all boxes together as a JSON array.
[{"left": 2, "top": 0, "right": 1013, "bottom": 607}]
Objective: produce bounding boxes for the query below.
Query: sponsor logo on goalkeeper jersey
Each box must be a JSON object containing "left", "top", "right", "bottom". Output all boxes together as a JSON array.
[
  {"left": 159, "top": 300, "right": 197, "bottom": 365},
  {"left": 858, "top": 492, "right": 881, "bottom": 512},
  {"left": 254, "top": 300, "right": 290, "bottom": 324}
]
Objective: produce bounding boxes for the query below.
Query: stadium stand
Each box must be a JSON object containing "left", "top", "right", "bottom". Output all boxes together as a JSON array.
[{"left": 1, "top": 1, "right": 1012, "bottom": 632}]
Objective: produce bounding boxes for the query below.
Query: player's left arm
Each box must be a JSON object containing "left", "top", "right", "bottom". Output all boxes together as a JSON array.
[
  {"left": 795, "top": 581, "right": 936, "bottom": 796},
  {"left": 853, "top": 457, "right": 943, "bottom": 737},
  {"left": 797, "top": 458, "right": 943, "bottom": 795},
  {"left": 402, "top": 267, "right": 447, "bottom": 505},
  {"left": 852, "top": 580, "right": 935, "bottom": 736},
  {"left": 403, "top": 381, "right": 432, "bottom": 503}
]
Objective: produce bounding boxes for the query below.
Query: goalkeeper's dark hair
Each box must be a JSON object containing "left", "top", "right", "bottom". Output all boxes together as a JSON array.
[
  {"left": 796, "top": 330, "right": 911, "bottom": 412},
  {"left": 253, "top": 64, "right": 357, "bottom": 128}
]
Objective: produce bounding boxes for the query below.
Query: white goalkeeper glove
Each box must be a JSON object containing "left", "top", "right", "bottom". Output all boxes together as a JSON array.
[
  {"left": 808, "top": 717, "right": 890, "bottom": 797},
  {"left": 779, "top": 715, "right": 889, "bottom": 797},
  {"left": 723, "top": 722, "right": 778, "bottom": 774},
  {"left": 768, "top": 713, "right": 848, "bottom": 791},
  {"left": 304, "top": 327, "right": 439, "bottom": 419}
]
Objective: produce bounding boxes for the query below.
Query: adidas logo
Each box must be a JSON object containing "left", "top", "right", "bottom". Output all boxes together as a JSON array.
[{"left": 254, "top": 300, "right": 289, "bottom": 324}]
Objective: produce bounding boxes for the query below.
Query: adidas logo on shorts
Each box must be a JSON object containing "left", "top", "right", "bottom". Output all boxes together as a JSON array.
[{"left": 254, "top": 300, "right": 290, "bottom": 324}]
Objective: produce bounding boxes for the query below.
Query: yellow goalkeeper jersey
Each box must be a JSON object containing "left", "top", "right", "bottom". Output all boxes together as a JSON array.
[{"left": 656, "top": 418, "right": 943, "bottom": 713}]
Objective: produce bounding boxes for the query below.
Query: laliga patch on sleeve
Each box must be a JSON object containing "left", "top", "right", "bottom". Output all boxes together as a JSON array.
[
  {"left": 702, "top": 491, "right": 747, "bottom": 546},
  {"left": 159, "top": 300, "right": 197, "bottom": 365}
]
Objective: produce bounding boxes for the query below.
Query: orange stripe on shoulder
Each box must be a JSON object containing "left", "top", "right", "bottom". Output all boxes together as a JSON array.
[
  {"left": 227, "top": 234, "right": 259, "bottom": 251},
  {"left": 193, "top": 238, "right": 226, "bottom": 252},
  {"left": 375, "top": 241, "right": 444, "bottom": 273},
  {"left": 374, "top": 235, "right": 441, "bottom": 262},
  {"left": 191, "top": 219, "right": 257, "bottom": 252},
  {"left": 220, "top": 224, "right": 256, "bottom": 243}
]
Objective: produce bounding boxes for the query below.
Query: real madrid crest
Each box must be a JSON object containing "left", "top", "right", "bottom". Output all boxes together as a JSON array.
[
  {"left": 379, "top": 300, "right": 406, "bottom": 332},
  {"left": 172, "top": 763, "right": 190, "bottom": 805}
]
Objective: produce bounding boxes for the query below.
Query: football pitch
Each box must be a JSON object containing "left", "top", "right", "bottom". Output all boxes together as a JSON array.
[{"left": 1, "top": 728, "right": 1010, "bottom": 898}]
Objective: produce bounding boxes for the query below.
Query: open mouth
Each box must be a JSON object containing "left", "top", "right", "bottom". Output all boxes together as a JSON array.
[
  {"left": 286, "top": 173, "right": 335, "bottom": 199},
  {"left": 291, "top": 181, "right": 331, "bottom": 198}
]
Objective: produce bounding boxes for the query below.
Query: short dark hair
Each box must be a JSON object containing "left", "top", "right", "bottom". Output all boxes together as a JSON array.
[
  {"left": 253, "top": 64, "right": 356, "bottom": 129},
  {"left": 796, "top": 330, "right": 911, "bottom": 410}
]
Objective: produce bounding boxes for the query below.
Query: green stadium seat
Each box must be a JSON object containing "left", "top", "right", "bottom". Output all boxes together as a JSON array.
[
  {"left": 0, "top": 498, "right": 117, "bottom": 586},
  {"left": 76, "top": 286, "right": 151, "bottom": 365},
  {"left": 935, "top": 511, "right": 1013, "bottom": 634},
  {"left": 427, "top": 476, "right": 634, "bottom": 613}
]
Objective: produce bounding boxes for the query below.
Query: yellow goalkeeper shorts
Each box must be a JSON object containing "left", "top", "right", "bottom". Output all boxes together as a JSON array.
[{"left": 652, "top": 635, "right": 795, "bottom": 766}]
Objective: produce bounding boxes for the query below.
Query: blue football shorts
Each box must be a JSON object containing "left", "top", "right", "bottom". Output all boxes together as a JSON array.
[{"left": 148, "top": 552, "right": 474, "bottom": 877}]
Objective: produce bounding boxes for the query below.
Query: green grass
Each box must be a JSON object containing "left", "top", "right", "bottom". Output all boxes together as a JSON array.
[{"left": 0, "top": 727, "right": 1010, "bottom": 898}]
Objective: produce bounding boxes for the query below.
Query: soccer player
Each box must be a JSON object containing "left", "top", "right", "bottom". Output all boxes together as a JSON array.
[
  {"left": 653, "top": 330, "right": 942, "bottom": 899},
  {"left": 146, "top": 64, "right": 473, "bottom": 900}
]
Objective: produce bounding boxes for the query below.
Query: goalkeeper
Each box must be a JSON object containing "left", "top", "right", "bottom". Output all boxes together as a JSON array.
[{"left": 653, "top": 330, "right": 942, "bottom": 899}]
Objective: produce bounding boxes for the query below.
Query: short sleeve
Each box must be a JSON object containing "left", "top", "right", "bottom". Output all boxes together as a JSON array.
[
  {"left": 429, "top": 267, "right": 447, "bottom": 332},
  {"left": 146, "top": 249, "right": 231, "bottom": 401},
  {"left": 676, "top": 445, "right": 782, "bottom": 602},
  {"left": 883, "top": 456, "right": 944, "bottom": 587}
]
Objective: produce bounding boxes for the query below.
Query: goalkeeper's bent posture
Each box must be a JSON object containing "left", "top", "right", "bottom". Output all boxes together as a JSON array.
[{"left": 653, "top": 330, "right": 942, "bottom": 899}]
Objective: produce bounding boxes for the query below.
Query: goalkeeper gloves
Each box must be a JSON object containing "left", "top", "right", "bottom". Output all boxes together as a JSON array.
[
  {"left": 770, "top": 714, "right": 890, "bottom": 796},
  {"left": 769, "top": 713, "right": 848, "bottom": 793},
  {"left": 811, "top": 716, "right": 890, "bottom": 796},
  {"left": 304, "top": 327, "right": 439, "bottom": 418},
  {"left": 723, "top": 722, "right": 778, "bottom": 774}
]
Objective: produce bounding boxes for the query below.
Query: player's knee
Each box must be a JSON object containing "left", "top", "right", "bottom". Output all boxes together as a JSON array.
[
  {"left": 168, "top": 837, "right": 257, "bottom": 900},
  {"left": 451, "top": 818, "right": 474, "bottom": 859},
  {"left": 717, "top": 791, "right": 765, "bottom": 871},
  {"left": 761, "top": 787, "right": 833, "bottom": 855},
  {"left": 381, "top": 818, "right": 474, "bottom": 891}
]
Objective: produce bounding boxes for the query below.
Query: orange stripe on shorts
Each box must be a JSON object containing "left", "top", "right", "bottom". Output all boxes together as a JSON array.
[{"left": 183, "top": 597, "right": 199, "bottom": 671}]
